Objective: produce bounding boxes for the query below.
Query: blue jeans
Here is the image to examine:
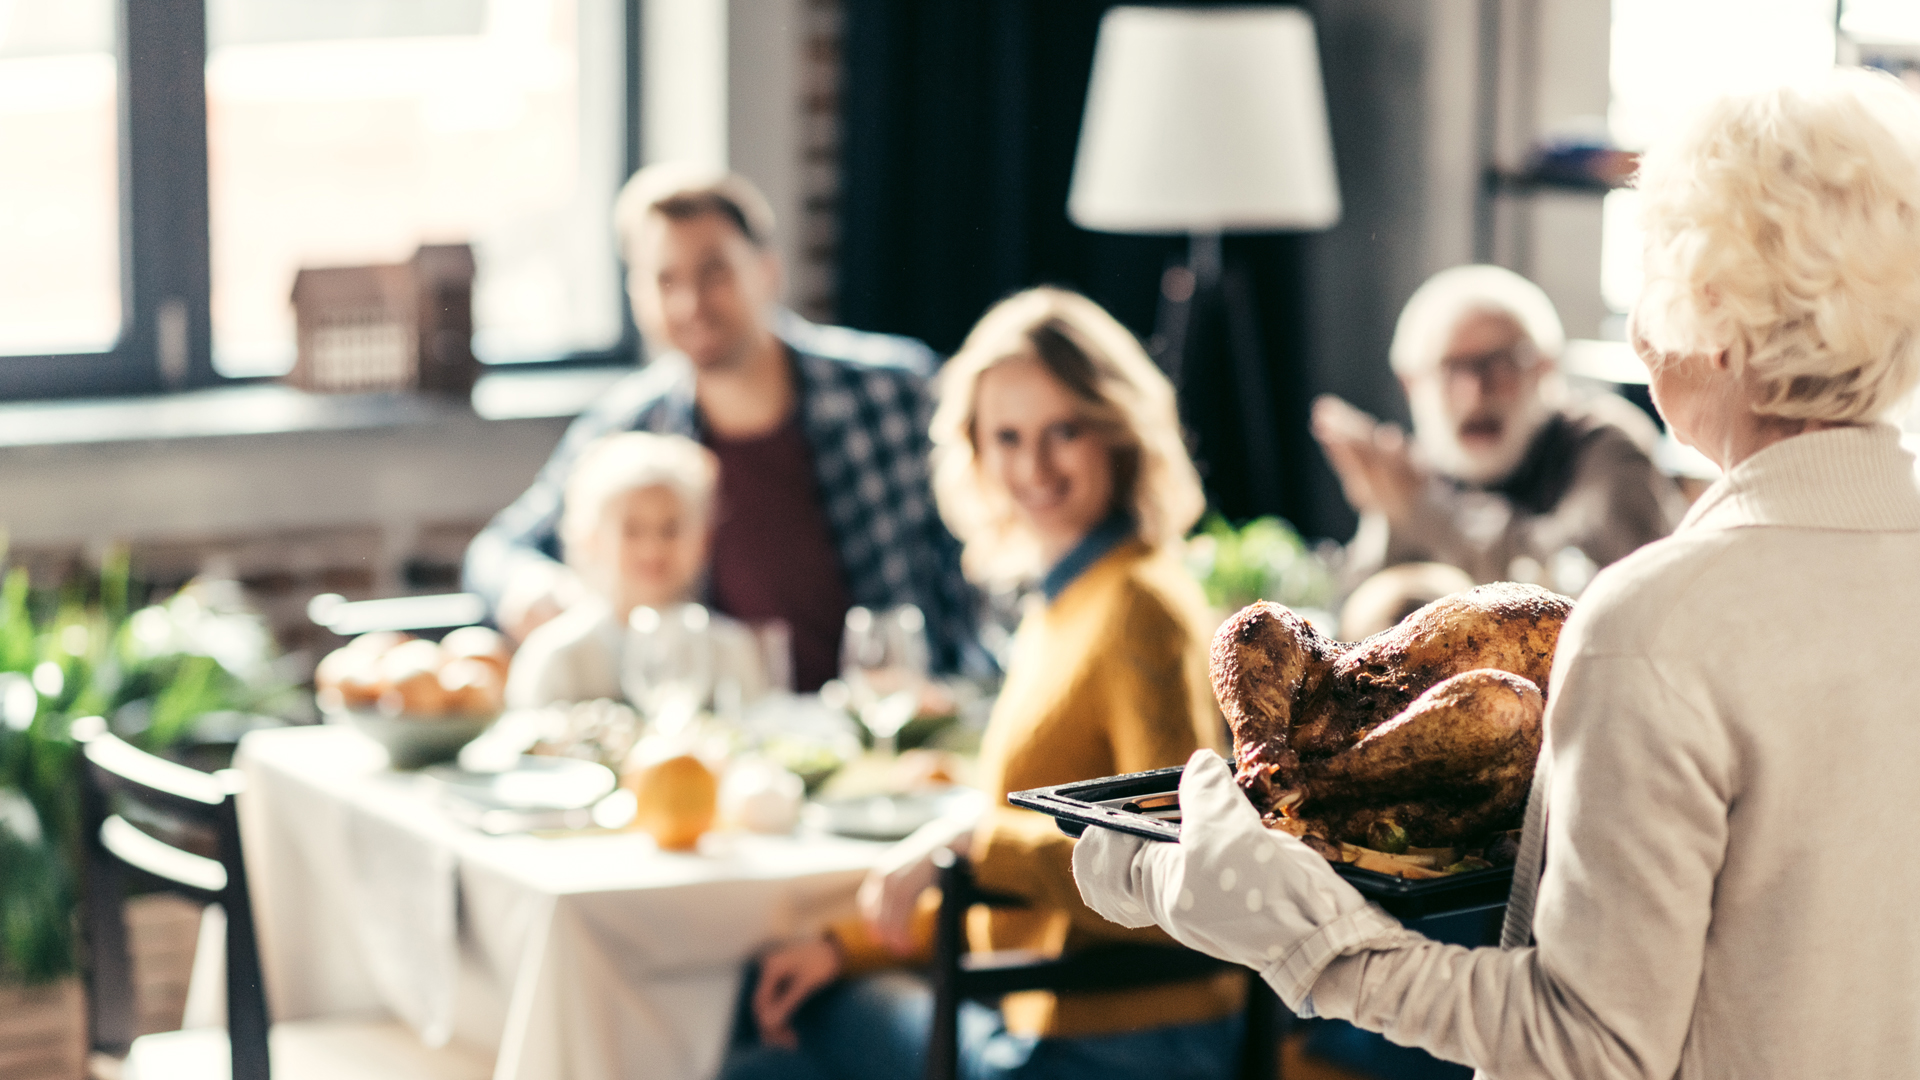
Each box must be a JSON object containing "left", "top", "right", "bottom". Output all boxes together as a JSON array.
[{"left": 720, "top": 968, "right": 1243, "bottom": 1080}]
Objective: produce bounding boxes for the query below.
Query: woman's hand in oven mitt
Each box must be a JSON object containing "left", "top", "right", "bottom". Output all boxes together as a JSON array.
[{"left": 1070, "top": 749, "right": 1409, "bottom": 1010}]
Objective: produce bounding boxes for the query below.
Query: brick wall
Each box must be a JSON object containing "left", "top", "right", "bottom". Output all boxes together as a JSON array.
[
  {"left": 11, "top": 519, "right": 485, "bottom": 681},
  {"left": 792, "top": 0, "right": 843, "bottom": 322},
  {"left": 0, "top": 399, "right": 570, "bottom": 684}
]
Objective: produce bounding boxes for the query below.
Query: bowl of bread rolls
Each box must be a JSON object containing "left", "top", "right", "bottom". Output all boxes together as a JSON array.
[{"left": 315, "top": 626, "right": 511, "bottom": 769}]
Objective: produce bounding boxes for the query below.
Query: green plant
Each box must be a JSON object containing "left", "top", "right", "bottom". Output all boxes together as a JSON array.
[
  {"left": 0, "top": 793, "right": 72, "bottom": 985},
  {"left": 1186, "top": 514, "right": 1337, "bottom": 614},
  {"left": 0, "top": 547, "right": 295, "bottom": 984}
]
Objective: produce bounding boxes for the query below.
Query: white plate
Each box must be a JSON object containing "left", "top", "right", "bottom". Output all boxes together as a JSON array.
[
  {"left": 804, "top": 788, "right": 982, "bottom": 842},
  {"left": 423, "top": 755, "right": 617, "bottom": 811}
]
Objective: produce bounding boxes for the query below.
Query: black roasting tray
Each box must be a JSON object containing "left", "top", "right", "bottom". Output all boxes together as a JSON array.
[{"left": 1009, "top": 765, "right": 1514, "bottom": 921}]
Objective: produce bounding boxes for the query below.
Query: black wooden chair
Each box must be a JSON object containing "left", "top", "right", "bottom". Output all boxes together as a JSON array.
[
  {"left": 924, "top": 848, "right": 1284, "bottom": 1080},
  {"left": 74, "top": 717, "right": 490, "bottom": 1080}
]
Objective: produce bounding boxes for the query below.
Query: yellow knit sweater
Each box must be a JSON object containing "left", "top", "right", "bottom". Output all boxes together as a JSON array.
[{"left": 835, "top": 540, "right": 1245, "bottom": 1039}]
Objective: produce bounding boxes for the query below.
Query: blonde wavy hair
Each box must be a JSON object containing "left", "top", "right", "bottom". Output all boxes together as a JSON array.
[
  {"left": 930, "top": 287, "right": 1205, "bottom": 586},
  {"left": 1633, "top": 67, "right": 1920, "bottom": 422}
]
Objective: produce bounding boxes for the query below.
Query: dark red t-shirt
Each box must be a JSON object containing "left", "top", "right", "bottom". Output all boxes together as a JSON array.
[{"left": 704, "top": 417, "right": 852, "bottom": 691}]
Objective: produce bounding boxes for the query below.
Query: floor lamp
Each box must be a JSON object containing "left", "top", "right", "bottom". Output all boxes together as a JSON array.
[{"left": 1068, "top": 5, "right": 1341, "bottom": 516}]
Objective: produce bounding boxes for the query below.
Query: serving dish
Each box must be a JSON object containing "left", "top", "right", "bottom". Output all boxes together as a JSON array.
[
  {"left": 1009, "top": 766, "right": 1514, "bottom": 921},
  {"left": 330, "top": 708, "right": 496, "bottom": 770}
]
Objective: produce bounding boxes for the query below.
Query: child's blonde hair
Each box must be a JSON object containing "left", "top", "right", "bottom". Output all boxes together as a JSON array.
[{"left": 559, "top": 432, "right": 719, "bottom": 569}]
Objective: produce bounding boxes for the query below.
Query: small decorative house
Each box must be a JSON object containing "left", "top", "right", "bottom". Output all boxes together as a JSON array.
[{"left": 288, "top": 244, "right": 477, "bottom": 396}]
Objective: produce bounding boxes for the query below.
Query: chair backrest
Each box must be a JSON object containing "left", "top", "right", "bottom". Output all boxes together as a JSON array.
[
  {"left": 74, "top": 717, "right": 271, "bottom": 1080},
  {"left": 923, "top": 848, "right": 1283, "bottom": 1080},
  {"left": 306, "top": 592, "right": 486, "bottom": 637}
]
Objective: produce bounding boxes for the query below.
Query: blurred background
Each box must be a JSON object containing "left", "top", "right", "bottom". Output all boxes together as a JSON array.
[
  {"left": 7, "top": 0, "right": 1913, "bottom": 661},
  {"left": 5, "top": 1, "right": 1920, "bottom": 1075},
  {"left": 0, "top": 0, "right": 1913, "bottom": 694}
]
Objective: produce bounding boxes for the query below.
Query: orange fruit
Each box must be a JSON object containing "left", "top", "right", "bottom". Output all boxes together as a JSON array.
[{"left": 624, "top": 754, "right": 718, "bottom": 851}]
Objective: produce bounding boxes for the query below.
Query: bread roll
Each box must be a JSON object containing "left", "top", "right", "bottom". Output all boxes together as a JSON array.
[
  {"left": 439, "top": 657, "right": 505, "bottom": 718},
  {"left": 441, "top": 626, "right": 512, "bottom": 678}
]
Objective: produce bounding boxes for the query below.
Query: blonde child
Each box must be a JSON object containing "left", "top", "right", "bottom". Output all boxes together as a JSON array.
[{"left": 505, "top": 432, "right": 762, "bottom": 708}]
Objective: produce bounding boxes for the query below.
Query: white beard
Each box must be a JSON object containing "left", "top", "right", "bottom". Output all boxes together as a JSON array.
[{"left": 1408, "top": 379, "right": 1553, "bottom": 487}]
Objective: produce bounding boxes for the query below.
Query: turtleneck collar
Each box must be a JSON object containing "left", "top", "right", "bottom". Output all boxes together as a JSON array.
[
  {"left": 1040, "top": 512, "right": 1136, "bottom": 602},
  {"left": 1679, "top": 423, "right": 1920, "bottom": 535}
]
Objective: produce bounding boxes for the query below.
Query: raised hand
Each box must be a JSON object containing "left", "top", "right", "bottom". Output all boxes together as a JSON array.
[{"left": 1310, "top": 395, "right": 1425, "bottom": 524}]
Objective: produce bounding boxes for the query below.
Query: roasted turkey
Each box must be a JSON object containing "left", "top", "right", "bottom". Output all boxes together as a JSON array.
[{"left": 1211, "top": 582, "right": 1572, "bottom": 849}]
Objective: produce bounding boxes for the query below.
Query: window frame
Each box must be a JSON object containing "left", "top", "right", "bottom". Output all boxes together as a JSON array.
[{"left": 0, "top": 0, "right": 643, "bottom": 402}]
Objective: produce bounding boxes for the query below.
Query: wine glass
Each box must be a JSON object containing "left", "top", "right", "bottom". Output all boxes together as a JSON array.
[
  {"left": 840, "top": 604, "right": 929, "bottom": 756},
  {"left": 753, "top": 618, "right": 795, "bottom": 696},
  {"left": 622, "top": 603, "right": 715, "bottom": 736}
]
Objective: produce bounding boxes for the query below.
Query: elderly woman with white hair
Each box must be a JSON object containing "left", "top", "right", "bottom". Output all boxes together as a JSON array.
[
  {"left": 1073, "top": 68, "right": 1920, "bottom": 1079},
  {"left": 1314, "top": 262, "right": 1686, "bottom": 590}
]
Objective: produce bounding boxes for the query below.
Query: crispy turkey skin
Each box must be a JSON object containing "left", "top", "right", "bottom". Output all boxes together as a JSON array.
[{"left": 1211, "top": 582, "right": 1571, "bottom": 848}]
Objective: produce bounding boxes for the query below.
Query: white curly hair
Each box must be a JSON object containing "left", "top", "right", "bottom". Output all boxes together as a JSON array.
[
  {"left": 1632, "top": 67, "right": 1920, "bottom": 422},
  {"left": 1388, "top": 265, "right": 1566, "bottom": 377}
]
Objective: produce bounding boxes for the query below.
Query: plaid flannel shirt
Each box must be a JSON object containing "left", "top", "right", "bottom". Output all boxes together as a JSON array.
[{"left": 463, "top": 310, "right": 982, "bottom": 672}]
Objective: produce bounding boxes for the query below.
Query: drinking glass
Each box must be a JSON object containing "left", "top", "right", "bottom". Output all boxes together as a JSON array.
[
  {"left": 622, "top": 603, "right": 715, "bottom": 735},
  {"left": 840, "top": 604, "right": 929, "bottom": 756},
  {"left": 753, "top": 618, "right": 795, "bottom": 696}
]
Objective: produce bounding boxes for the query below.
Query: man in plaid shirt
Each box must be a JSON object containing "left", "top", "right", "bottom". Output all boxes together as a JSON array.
[{"left": 464, "top": 165, "right": 979, "bottom": 680}]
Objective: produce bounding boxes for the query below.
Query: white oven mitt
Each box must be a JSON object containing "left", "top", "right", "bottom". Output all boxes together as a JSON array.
[{"left": 1071, "top": 749, "right": 1410, "bottom": 1011}]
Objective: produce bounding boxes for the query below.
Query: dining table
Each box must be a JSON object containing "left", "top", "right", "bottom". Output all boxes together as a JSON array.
[{"left": 231, "top": 724, "right": 889, "bottom": 1080}]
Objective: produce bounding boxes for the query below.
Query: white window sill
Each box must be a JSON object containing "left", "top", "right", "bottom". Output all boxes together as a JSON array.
[{"left": 0, "top": 366, "right": 629, "bottom": 450}]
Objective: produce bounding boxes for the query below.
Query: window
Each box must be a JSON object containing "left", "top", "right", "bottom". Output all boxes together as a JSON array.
[
  {"left": 1844, "top": 0, "right": 1920, "bottom": 65},
  {"left": 206, "top": 0, "right": 627, "bottom": 376},
  {"left": 0, "top": 0, "right": 636, "bottom": 399},
  {"left": 1841, "top": 0, "right": 1920, "bottom": 87},
  {"left": 1601, "top": 0, "right": 1839, "bottom": 316},
  {"left": 0, "top": 0, "right": 120, "bottom": 356}
]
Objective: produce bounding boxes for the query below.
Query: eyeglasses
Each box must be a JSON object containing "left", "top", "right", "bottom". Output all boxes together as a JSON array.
[{"left": 1431, "top": 346, "right": 1535, "bottom": 388}]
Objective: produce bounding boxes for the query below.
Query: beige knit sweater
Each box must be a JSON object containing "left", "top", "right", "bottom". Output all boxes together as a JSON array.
[{"left": 1308, "top": 423, "right": 1920, "bottom": 1079}]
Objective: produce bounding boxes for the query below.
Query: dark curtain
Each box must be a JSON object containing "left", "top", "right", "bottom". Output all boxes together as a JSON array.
[{"left": 837, "top": 0, "right": 1321, "bottom": 531}]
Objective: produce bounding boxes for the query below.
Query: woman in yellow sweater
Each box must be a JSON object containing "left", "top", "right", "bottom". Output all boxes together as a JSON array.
[{"left": 722, "top": 287, "right": 1242, "bottom": 1080}]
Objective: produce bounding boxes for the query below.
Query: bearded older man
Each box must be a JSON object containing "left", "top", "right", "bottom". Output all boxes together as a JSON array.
[{"left": 1313, "top": 265, "right": 1686, "bottom": 589}]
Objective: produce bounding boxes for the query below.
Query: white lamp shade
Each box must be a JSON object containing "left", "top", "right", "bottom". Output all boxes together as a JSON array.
[{"left": 1068, "top": 6, "right": 1341, "bottom": 234}]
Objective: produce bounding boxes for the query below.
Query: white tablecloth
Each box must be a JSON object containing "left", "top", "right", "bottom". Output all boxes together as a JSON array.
[{"left": 234, "top": 727, "right": 882, "bottom": 1080}]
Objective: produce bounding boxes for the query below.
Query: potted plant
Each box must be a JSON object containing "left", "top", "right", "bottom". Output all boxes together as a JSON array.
[
  {"left": 0, "top": 774, "right": 85, "bottom": 1079},
  {"left": 1185, "top": 514, "right": 1338, "bottom": 628},
  {"left": 0, "top": 550, "right": 297, "bottom": 1072}
]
